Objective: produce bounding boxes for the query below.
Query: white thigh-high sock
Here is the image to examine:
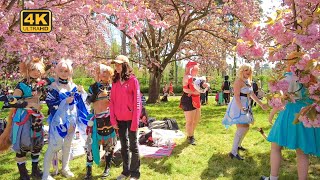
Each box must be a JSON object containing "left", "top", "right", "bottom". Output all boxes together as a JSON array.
[
  {"left": 231, "top": 127, "right": 248, "bottom": 155},
  {"left": 238, "top": 127, "right": 249, "bottom": 147},
  {"left": 270, "top": 175, "right": 278, "bottom": 180},
  {"left": 61, "top": 130, "right": 75, "bottom": 171},
  {"left": 42, "top": 134, "right": 62, "bottom": 180}
]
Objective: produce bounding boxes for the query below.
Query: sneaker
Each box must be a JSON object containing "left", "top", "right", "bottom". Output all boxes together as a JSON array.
[
  {"left": 187, "top": 136, "right": 196, "bottom": 145},
  {"left": 42, "top": 175, "right": 55, "bottom": 180},
  {"left": 47, "top": 175, "right": 55, "bottom": 180},
  {"left": 129, "top": 178, "right": 139, "bottom": 180},
  {"left": 238, "top": 146, "right": 247, "bottom": 151},
  {"left": 116, "top": 174, "right": 129, "bottom": 180},
  {"left": 61, "top": 169, "right": 74, "bottom": 178}
]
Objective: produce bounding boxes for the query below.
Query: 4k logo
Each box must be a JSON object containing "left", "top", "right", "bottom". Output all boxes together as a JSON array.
[{"left": 20, "top": 9, "right": 52, "bottom": 33}]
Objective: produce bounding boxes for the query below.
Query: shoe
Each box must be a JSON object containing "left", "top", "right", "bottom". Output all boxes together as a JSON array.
[
  {"left": 84, "top": 166, "right": 92, "bottom": 180},
  {"left": 42, "top": 175, "right": 55, "bottom": 180},
  {"left": 61, "top": 169, "right": 74, "bottom": 178},
  {"left": 187, "top": 136, "right": 196, "bottom": 145},
  {"left": 31, "top": 162, "right": 43, "bottom": 178},
  {"left": 17, "top": 163, "right": 30, "bottom": 180},
  {"left": 102, "top": 150, "right": 112, "bottom": 177},
  {"left": 238, "top": 146, "right": 247, "bottom": 151},
  {"left": 101, "top": 167, "right": 110, "bottom": 177},
  {"left": 260, "top": 176, "right": 269, "bottom": 180},
  {"left": 229, "top": 152, "right": 244, "bottom": 160},
  {"left": 129, "top": 178, "right": 139, "bottom": 180},
  {"left": 116, "top": 174, "right": 129, "bottom": 180}
]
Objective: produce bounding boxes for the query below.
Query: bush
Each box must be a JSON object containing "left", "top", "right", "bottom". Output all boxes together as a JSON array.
[
  {"left": 73, "top": 78, "right": 94, "bottom": 91},
  {"left": 140, "top": 85, "right": 149, "bottom": 94}
]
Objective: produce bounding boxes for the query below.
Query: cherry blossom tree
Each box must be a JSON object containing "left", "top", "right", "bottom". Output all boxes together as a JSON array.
[
  {"left": 1, "top": 0, "right": 261, "bottom": 103},
  {"left": 0, "top": 0, "right": 160, "bottom": 77},
  {"left": 107, "top": 0, "right": 261, "bottom": 103},
  {"left": 236, "top": 0, "right": 320, "bottom": 127}
]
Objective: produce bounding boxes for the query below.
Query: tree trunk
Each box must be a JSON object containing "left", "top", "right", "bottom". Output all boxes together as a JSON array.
[
  {"left": 121, "top": 32, "right": 126, "bottom": 55},
  {"left": 233, "top": 55, "right": 237, "bottom": 77},
  {"left": 147, "top": 69, "right": 162, "bottom": 103}
]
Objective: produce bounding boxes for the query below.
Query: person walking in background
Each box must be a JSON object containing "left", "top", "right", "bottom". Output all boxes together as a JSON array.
[
  {"left": 221, "top": 75, "right": 231, "bottom": 104},
  {"left": 222, "top": 64, "right": 268, "bottom": 160},
  {"left": 205, "top": 79, "right": 210, "bottom": 104},
  {"left": 251, "top": 80, "right": 259, "bottom": 107},
  {"left": 110, "top": 55, "right": 141, "bottom": 180},
  {"left": 200, "top": 77, "right": 210, "bottom": 105},
  {"left": 169, "top": 81, "right": 175, "bottom": 96}
]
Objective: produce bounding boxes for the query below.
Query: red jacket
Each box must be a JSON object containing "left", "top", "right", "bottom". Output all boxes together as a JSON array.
[{"left": 110, "top": 75, "right": 141, "bottom": 131}]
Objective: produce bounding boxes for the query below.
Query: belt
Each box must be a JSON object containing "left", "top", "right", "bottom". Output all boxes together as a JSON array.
[{"left": 240, "top": 93, "right": 249, "bottom": 97}]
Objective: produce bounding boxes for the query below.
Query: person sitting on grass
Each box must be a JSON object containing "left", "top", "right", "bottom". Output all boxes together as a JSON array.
[
  {"left": 141, "top": 91, "right": 147, "bottom": 106},
  {"left": 139, "top": 106, "right": 149, "bottom": 128}
]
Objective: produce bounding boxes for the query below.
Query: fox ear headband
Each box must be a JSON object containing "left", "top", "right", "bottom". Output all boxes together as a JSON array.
[{"left": 25, "top": 57, "right": 44, "bottom": 65}]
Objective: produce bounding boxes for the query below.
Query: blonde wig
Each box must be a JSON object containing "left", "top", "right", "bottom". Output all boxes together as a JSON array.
[
  {"left": 237, "top": 64, "right": 253, "bottom": 84},
  {"left": 19, "top": 57, "right": 45, "bottom": 78},
  {"left": 55, "top": 58, "right": 73, "bottom": 81},
  {"left": 94, "top": 62, "right": 114, "bottom": 83}
]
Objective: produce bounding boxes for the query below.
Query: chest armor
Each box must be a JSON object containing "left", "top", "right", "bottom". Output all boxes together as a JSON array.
[
  {"left": 31, "top": 117, "right": 43, "bottom": 133},
  {"left": 93, "top": 86, "right": 110, "bottom": 113},
  {"left": 96, "top": 116, "right": 114, "bottom": 136}
]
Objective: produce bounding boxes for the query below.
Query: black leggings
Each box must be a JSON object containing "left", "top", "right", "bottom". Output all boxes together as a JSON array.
[
  {"left": 86, "top": 145, "right": 114, "bottom": 164},
  {"left": 223, "top": 93, "right": 230, "bottom": 104}
]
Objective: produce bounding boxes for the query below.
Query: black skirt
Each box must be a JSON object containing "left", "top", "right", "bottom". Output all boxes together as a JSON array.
[{"left": 180, "top": 93, "right": 196, "bottom": 111}]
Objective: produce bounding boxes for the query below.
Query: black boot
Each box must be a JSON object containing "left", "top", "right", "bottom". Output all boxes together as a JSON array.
[
  {"left": 101, "top": 152, "right": 112, "bottom": 178},
  {"left": 17, "top": 163, "right": 30, "bottom": 180},
  {"left": 31, "top": 162, "right": 43, "bottom": 178},
  {"left": 84, "top": 166, "right": 92, "bottom": 180},
  {"left": 229, "top": 152, "right": 244, "bottom": 160},
  {"left": 187, "top": 136, "right": 196, "bottom": 145}
]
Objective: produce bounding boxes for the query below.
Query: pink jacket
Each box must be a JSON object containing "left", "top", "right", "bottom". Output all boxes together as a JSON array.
[{"left": 110, "top": 75, "right": 141, "bottom": 131}]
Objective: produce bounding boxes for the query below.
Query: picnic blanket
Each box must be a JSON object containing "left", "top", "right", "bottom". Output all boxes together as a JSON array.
[
  {"left": 139, "top": 144, "right": 176, "bottom": 158},
  {"left": 138, "top": 128, "right": 184, "bottom": 158}
]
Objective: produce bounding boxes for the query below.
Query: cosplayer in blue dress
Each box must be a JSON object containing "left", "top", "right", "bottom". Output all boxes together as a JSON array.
[
  {"left": 267, "top": 72, "right": 320, "bottom": 156},
  {"left": 42, "top": 79, "right": 89, "bottom": 180},
  {"left": 222, "top": 83, "right": 254, "bottom": 128}
]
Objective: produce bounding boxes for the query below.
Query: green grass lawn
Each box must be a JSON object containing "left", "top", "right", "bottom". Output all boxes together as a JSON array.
[{"left": 0, "top": 96, "right": 319, "bottom": 180}]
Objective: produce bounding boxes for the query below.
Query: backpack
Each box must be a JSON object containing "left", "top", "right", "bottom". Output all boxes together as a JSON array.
[
  {"left": 138, "top": 131, "right": 154, "bottom": 146},
  {"left": 149, "top": 118, "right": 179, "bottom": 130},
  {"left": 112, "top": 149, "right": 123, "bottom": 167},
  {"left": 163, "top": 118, "right": 179, "bottom": 130}
]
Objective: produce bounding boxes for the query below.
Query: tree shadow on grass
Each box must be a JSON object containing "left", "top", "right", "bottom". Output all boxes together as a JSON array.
[
  {"left": 201, "top": 151, "right": 320, "bottom": 180},
  {"left": 200, "top": 151, "right": 271, "bottom": 180}
]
